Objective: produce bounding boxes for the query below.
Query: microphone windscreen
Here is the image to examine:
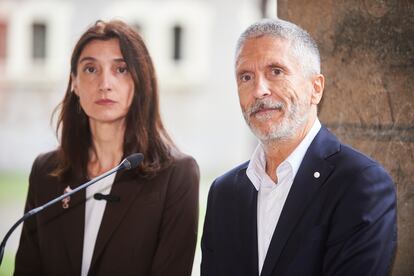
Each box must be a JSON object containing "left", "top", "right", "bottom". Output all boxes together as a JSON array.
[{"left": 124, "top": 153, "right": 144, "bottom": 170}]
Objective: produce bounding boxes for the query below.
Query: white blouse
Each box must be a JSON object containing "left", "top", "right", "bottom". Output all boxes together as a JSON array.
[{"left": 81, "top": 172, "right": 117, "bottom": 276}]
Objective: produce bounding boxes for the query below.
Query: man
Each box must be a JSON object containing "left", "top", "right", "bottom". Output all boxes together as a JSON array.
[{"left": 201, "top": 18, "right": 397, "bottom": 276}]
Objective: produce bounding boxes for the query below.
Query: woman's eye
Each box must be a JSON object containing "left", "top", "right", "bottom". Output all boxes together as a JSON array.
[
  {"left": 117, "top": 66, "right": 128, "bottom": 74},
  {"left": 84, "top": 66, "right": 96, "bottom": 73}
]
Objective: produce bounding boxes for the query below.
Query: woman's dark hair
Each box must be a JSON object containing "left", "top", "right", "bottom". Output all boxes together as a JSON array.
[{"left": 52, "top": 20, "right": 175, "bottom": 180}]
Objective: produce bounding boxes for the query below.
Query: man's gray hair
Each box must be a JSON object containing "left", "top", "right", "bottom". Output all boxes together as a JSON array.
[{"left": 235, "top": 18, "right": 321, "bottom": 76}]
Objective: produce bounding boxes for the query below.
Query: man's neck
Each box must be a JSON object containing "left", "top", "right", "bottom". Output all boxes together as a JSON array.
[{"left": 262, "top": 116, "right": 316, "bottom": 182}]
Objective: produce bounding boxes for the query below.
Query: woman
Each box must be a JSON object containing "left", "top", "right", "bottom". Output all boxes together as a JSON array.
[{"left": 14, "top": 20, "right": 199, "bottom": 276}]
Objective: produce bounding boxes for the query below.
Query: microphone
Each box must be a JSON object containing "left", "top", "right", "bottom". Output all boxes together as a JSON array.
[
  {"left": 0, "top": 153, "right": 144, "bottom": 266},
  {"left": 120, "top": 153, "right": 144, "bottom": 170},
  {"left": 94, "top": 193, "right": 120, "bottom": 202}
]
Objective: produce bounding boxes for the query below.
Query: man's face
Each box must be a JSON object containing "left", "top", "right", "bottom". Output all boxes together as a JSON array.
[{"left": 235, "top": 36, "right": 319, "bottom": 142}]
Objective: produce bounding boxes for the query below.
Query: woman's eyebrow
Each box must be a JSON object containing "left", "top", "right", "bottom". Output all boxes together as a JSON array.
[
  {"left": 78, "top": 57, "right": 126, "bottom": 63},
  {"left": 79, "top": 56, "right": 96, "bottom": 63}
]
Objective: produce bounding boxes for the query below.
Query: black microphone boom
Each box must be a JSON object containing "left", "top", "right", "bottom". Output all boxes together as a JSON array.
[{"left": 0, "top": 153, "right": 144, "bottom": 266}]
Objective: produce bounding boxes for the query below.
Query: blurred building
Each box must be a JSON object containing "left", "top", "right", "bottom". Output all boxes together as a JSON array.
[{"left": 0, "top": 0, "right": 271, "bottom": 176}]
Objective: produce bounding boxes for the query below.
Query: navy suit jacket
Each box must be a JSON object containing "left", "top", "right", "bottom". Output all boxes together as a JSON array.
[{"left": 201, "top": 126, "right": 397, "bottom": 276}]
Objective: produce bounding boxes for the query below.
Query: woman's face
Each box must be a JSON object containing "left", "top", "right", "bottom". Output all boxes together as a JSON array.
[{"left": 72, "top": 38, "right": 134, "bottom": 126}]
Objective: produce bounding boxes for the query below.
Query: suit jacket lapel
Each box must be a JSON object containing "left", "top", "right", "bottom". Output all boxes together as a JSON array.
[
  {"left": 89, "top": 171, "right": 144, "bottom": 269},
  {"left": 260, "top": 127, "right": 339, "bottom": 276},
  {"left": 235, "top": 166, "right": 260, "bottom": 276},
  {"left": 59, "top": 177, "right": 86, "bottom": 276}
]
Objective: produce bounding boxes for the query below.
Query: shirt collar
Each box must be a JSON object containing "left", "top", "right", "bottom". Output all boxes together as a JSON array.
[{"left": 246, "top": 118, "right": 322, "bottom": 191}]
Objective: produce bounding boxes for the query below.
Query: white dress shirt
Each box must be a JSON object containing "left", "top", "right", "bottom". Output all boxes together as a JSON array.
[
  {"left": 81, "top": 172, "right": 117, "bottom": 276},
  {"left": 246, "top": 119, "right": 321, "bottom": 275}
]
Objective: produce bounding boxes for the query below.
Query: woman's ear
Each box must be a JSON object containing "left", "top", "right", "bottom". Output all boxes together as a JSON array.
[
  {"left": 71, "top": 73, "right": 79, "bottom": 96},
  {"left": 311, "top": 74, "right": 324, "bottom": 105}
]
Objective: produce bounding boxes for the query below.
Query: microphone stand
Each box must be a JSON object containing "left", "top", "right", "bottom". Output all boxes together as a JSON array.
[{"left": 0, "top": 160, "right": 129, "bottom": 266}]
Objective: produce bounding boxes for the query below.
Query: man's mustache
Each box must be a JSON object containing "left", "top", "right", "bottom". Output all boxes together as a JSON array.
[{"left": 247, "top": 98, "right": 284, "bottom": 115}]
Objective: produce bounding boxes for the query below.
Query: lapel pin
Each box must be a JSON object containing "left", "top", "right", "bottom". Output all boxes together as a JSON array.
[
  {"left": 62, "top": 185, "right": 72, "bottom": 209},
  {"left": 313, "top": 171, "right": 320, "bottom": 179}
]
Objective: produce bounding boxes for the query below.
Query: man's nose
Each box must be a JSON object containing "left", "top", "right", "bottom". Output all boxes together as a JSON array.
[{"left": 252, "top": 76, "right": 271, "bottom": 98}]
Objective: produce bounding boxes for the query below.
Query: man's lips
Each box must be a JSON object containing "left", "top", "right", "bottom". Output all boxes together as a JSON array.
[
  {"left": 95, "top": 99, "right": 116, "bottom": 105},
  {"left": 251, "top": 107, "right": 281, "bottom": 116}
]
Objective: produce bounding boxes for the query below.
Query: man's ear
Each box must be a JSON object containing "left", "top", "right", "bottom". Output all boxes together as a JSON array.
[
  {"left": 71, "top": 73, "right": 79, "bottom": 96},
  {"left": 310, "top": 74, "right": 324, "bottom": 105}
]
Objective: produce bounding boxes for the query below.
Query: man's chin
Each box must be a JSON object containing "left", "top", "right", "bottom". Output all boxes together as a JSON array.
[
  {"left": 251, "top": 110, "right": 284, "bottom": 123},
  {"left": 250, "top": 128, "right": 280, "bottom": 142},
  {"left": 249, "top": 124, "right": 295, "bottom": 142}
]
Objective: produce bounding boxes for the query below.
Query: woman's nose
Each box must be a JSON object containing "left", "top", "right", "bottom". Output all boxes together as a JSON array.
[{"left": 98, "top": 70, "right": 113, "bottom": 92}]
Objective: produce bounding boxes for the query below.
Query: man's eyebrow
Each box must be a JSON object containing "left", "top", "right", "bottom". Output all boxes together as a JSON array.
[
  {"left": 266, "top": 62, "right": 289, "bottom": 72},
  {"left": 267, "top": 62, "right": 284, "bottom": 68},
  {"left": 236, "top": 69, "right": 251, "bottom": 76}
]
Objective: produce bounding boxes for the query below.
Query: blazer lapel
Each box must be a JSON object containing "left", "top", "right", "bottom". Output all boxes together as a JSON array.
[
  {"left": 236, "top": 167, "right": 260, "bottom": 276},
  {"left": 260, "top": 127, "right": 339, "bottom": 276},
  {"left": 89, "top": 171, "right": 145, "bottom": 269},
  {"left": 59, "top": 177, "right": 86, "bottom": 276}
]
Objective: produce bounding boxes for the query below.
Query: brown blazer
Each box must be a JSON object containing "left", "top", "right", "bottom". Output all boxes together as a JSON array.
[{"left": 14, "top": 150, "right": 199, "bottom": 276}]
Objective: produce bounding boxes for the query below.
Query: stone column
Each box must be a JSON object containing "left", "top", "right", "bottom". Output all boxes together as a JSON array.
[{"left": 278, "top": 0, "right": 414, "bottom": 275}]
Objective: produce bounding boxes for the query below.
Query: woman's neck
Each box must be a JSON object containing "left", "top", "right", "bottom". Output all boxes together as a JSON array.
[{"left": 87, "top": 120, "right": 126, "bottom": 178}]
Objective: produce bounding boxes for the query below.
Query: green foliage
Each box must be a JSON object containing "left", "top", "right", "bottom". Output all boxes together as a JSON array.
[
  {"left": 0, "top": 171, "right": 28, "bottom": 276},
  {"left": 0, "top": 252, "right": 14, "bottom": 276},
  {"left": 0, "top": 172, "right": 28, "bottom": 204}
]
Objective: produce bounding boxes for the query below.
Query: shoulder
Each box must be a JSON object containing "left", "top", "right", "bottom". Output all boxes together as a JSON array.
[
  {"left": 27, "top": 150, "right": 61, "bottom": 200},
  {"left": 337, "top": 143, "right": 394, "bottom": 192},
  {"left": 319, "top": 126, "right": 389, "bottom": 176},
  {"left": 30, "top": 150, "right": 60, "bottom": 175},
  {"left": 209, "top": 161, "right": 250, "bottom": 193},
  {"left": 168, "top": 150, "right": 199, "bottom": 177},
  {"left": 155, "top": 151, "right": 199, "bottom": 204},
  {"left": 333, "top": 142, "right": 390, "bottom": 178},
  {"left": 216, "top": 161, "right": 249, "bottom": 183},
  {"left": 320, "top": 131, "right": 395, "bottom": 200},
  {"left": 161, "top": 150, "right": 200, "bottom": 185},
  {"left": 170, "top": 150, "right": 198, "bottom": 169}
]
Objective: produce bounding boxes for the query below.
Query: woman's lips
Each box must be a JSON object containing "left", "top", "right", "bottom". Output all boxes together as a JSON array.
[{"left": 95, "top": 99, "right": 116, "bottom": 105}]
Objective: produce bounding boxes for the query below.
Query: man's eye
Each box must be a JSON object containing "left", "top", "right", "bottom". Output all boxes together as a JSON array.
[
  {"left": 271, "top": 68, "right": 281, "bottom": 75},
  {"left": 240, "top": 74, "right": 252, "bottom": 82}
]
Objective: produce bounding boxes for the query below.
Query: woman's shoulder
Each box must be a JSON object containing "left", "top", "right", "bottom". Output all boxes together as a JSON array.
[
  {"left": 169, "top": 149, "right": 198, "bottom": 170},
  {"left": 159, "top": 149, "right": 199, "bottom": 182},
  {"left": 160, "top": 150, "right": 199, "bottom": 191},
  {"left": 31, "top": 149, "right": 60, "bottom": 174}
]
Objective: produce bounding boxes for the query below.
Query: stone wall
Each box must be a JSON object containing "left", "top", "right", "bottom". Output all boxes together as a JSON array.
[{"left": 278, "top": 0, "right": 414, "bottom": 275}]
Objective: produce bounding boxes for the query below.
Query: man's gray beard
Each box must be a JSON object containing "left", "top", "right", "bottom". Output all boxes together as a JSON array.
[{"left": 243, "top": 98, "right": 310, "bottom": 143}]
